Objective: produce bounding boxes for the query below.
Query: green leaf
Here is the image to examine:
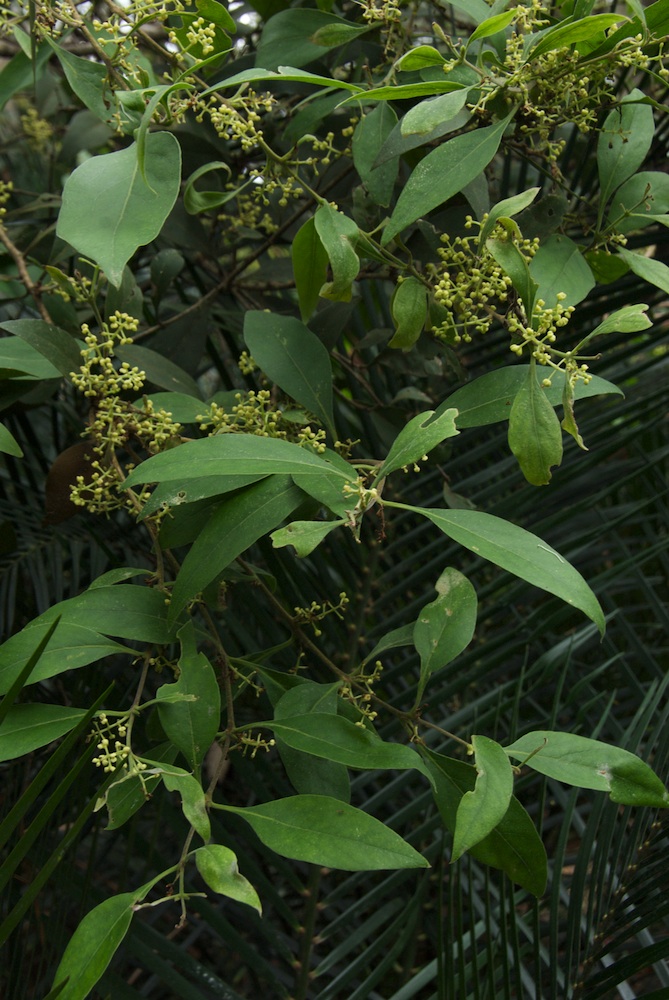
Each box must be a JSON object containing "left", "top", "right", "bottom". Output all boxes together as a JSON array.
[
  {"left": 310, "top": 22, "right": 372, "bottom": 46},
  {"left": 486, "top": 235, "right": 537, "bottom": 316},
  {"left": 256, "top": 10, "right": 358, "bottom": 69},
  {"left": 0, "top": 423, "right": 22, "bottom": 457},
  {"left": 508, "top": 360, "right": 564, "bottom": 485},
  {"left": 607, "top": 170, "right": 669, "bottom": 233},
  {"left": 389, "top": 277, "right": 428, "bottom": 349},
  {"left": 292, "top": 217, "right": 330, "bottom": 321},
  {"left": 124, "top": 434, "right": 355, "bottom": 489},
  {"left": 529, "top": 13, "right": 626, "bottom": 59},
  {"left": 452, "top": 735, "right": 514, "bottom": 861},
  {"left": 616, "top": 247, "right": 669, "bottom": 295},
  {"left": 156, "top": 622, "right": 221, "bottom": 770},
  {"left": 0, "top": 319, "right": 82, "bottom": 375},
  {"left": 218, "top": 795, "right": 429, "bottom": 870},
  {"left": 0, "top": 583, "right": 175, "bottom": 694},
  {"left": 139, "top": 392, "right": 204, "bottom": 424},
  {"left": 467, "top": 9, "right": 516, "bottom": 43},
  {"left": 0, "top": 705, "right": 87, "bottom": 762},
  {"left": 382, "top": 115, "right": 512, "bottom": 245},
  {"left": 115, "top": 343, "right": 201, "bottom": 398},
  {"left": 376, "top": 408, "right": 459, "bottom": 480},
  {"left": 0, "top": 337, "right": 63, "bottom": 380},
  {"left": 597, "top": 90, "right": 655, "bottom": 213},
  {"left": 194, "top": 845, "right": 262, "bottom": 914},
  {"left": 103, "top": 744, "right": 178, "bottom": 831},
  {"left": 479, "top": 188, "right": 540, "bottom": 244},
  {"left": 413, "top": 568, "right": 478, "bottom": 702},
  {"left": 271, "top": 519, "right": 344, "bottom": 557},
  {"left": 0, "top": 44, "right": 51, "bottom": 112},
  {"left": 439, "top": 365, "right": 622, "bottom": 428},
  {"left": 139, "top": 474, "right": 267, "bottom": 521},
  {"left": 423, "top": 749, "right": 547, "bottom": 896},
  {"left": 313, "top": 203, "right": 360, "bottom": 301},
  {"left": 162, "top": 766, "right": 211, "bottom": 841},
  {"left": 340, "top": 81, "right": 469, "bottom": 106},
  {"left": 407, "top": 506, "right": 605, "bottom": 634},
  {"left": 363, "top": 623, "right": 415, "bottom": 665},
  {"left": 352, "top": 103, "right": 399, "bottom": 207},
  {"left": 183, "top": 160, "right": 245, "bottom": 214},
  {"left": 51, "top": 893, "right": 136, "bottom": 1000},
  {"left": 202, "top": 66, "right": 362, "bottom": 97},
  {"left": 504, "top": 732, "right": 669, "bottom": 807},
  {"left": 577, "top": 303, "right": 651, "bottom": 348},
  {"left": 262, "top": 713, "right": 433, "bottom": 779},
  {"left": 46, "top": 38, "right": 113, "bottom": 124},
  {"left": 274, "top": 682, "right": 350, "bottom": 802},
  {"left": 528, "top": 235, "right": 595, "bottom": 309},
  {"left": 243, "top": 310, "right": 335, "bottom": 436},
  {"left": 170, "top": 475, "right": 304, "bottom": 619},
  {"left": 0, "top": 622, "right": 132, "bottom": 695},
  {"left": 394, "top": 45, "right": 446, "bottom": 72},
  {"left": 400, "top": 89, "right": 470, "bottom": 138},
  {"left": 57, "top": 132, "right": 181, "bottom": 288}
]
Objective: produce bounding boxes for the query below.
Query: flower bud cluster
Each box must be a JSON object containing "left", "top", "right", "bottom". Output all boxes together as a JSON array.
[
  {"left": 70, "top": 312, "right": 144, "bottom": 399},
  {"left": 179, "top": 15, "right": 217, "bottom": 56},
  {"left": 293, "top": 592, "right": 350, "bottom": 637},
  {"left": 508, "top": 294, "right": 576, "bottom": 365},
  {"left": 20, "top": 106, "right": 54, "bottom": 152},
  {"left": 0, "top": 180, "right": 12, "bottom": 220},
  {"left": 340, "top": 660, "right": 384, "bottom": 725},
  {"left": 433, "top": 218, "right": 538, "bottom": 342},
  {"left": 200, "top": 90, "right": 275, "bottom": 152},
  {"left": 91, "top": 714, "right": 135, "bottom": 773},
  {"left": 197, "top": 390, "right": 326, "bottom": 452}
]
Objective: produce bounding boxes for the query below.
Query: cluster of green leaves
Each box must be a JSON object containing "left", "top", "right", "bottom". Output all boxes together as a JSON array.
[{"left": 0, "top": 0, "right": 668, "bottom": 996}]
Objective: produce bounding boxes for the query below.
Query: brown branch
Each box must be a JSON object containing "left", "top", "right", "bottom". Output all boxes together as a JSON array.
[{"left": 0, "top": 225, "right": 51, "bottom": 322}]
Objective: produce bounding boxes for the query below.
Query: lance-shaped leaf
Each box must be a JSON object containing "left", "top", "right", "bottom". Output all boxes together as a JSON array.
[
  {"left": 597, "top": 90, "right": 655, "bottom": 212},
  {"left": 169, "top": 476, "right": 304, "bottom": 619},
  {"left": 575, "top": 302, "right": 650, "bottom": 349},
  {"left": 51, "top": 893, "right": 137, "bottom": 1000},
  {"left": 389, "top": 277, "right": 428, "bottom": 350},
  {"left": 528, "top": 234, "right": 594, "bottom": 310},
  {"left": 352, "top": 103, "right": 398, "bottom": 207},
  {"left": 156, "top": 622, "right": 221, "bottom": 770},
  {"left": 57, "top": 132, "right": 181, "bottom": 288},
  {"left": 504, "top": 731, "right": 669, "bottom": 807},
  {"left": 452, "top": 735, "right": 514, "bottom": 861},
  {"left": 217, "top": 795, "right": 429, "bottom": 870},
  {"left": 423, "top": 748, "right": 547, "bottom": 896},
  {"left": 487, "top": 234, "right": 538, "bottom": 316},
  {"left": 478, "top": 187, "right": 539, "bottom": 244},
  {"left": 400, "top": 88, "right": 470, "bottom": 138},
  {"left": 244, "top": 310, "right": 335, "bottom": 437},
  {"left": 438, "top": 365, "right": 622, "bottom": 429},
  {"left": 124, "top": 434, "right": 355, "bottom": 488},
  {"left": 162, "top": 765, "right": 211, "bottom": 841},
  {"left": 0, "top": 423, "right": 22, "bottom": 457},
  {"left": 0, "top": 705, "right": 88, "bottom": 762},
  {"left": 0, "top": 318, "right": 82, "bottom": 375},
  {"left": 273, "top": 682, "right": 350, "bottom": 802},
  {"left": 194, "top": 845, "right": 261, "bottom": 914},
  {"left": 292, "top": 217, "right": 329, "bottom": 321},
  {"left": 413, "top": 568, "right": 478, "bottom": 703},
  {"left": 375, "top": 408, "right": 458, "bottom": 480},
  {"left": 314, "top": 203, "right": 360, "bottom": 301},
  {"left": 529, "top": 12, "right": 625, "bottom": 59},
  {"left": 383, "top": 114, "right": 512, "bottom": 245},
  {"left": 403, "top": 506, "right": 605, "bottom": 634},
  {"left": 271, "top": 519, "right": 345, "bottom": 557},
  {"left": 616, "top": 246, "right": 669, "bottom": 295},
  {"left": 508, "top": 361, "right": 564, "bottom": 485},
  {"left": 259, "top": 713, "right": 433, "bottom": 781},
  {"left": 363, "top": 622, "right": 415, "bottom": 665}
]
